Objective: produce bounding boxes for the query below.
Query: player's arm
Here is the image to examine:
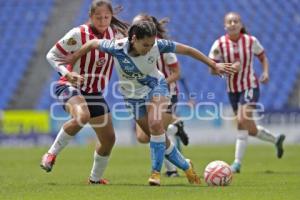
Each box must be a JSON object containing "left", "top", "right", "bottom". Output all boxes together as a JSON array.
[
  {"left": 65, "top": 39, "right": 101, "bottom": 65},
  {"left": 257, "top": 52, "right": 269, "bottom": 84},
  {"left": 46, "top": 28, "right": 84, "bottom": 87},
  {"left": 166, "top": 63, "right": 180, "bottom": 84},
  {"left": 253, "top": 36, "right": 269, "bottom": 84},
  {"left": 174, "top": 42, "right": 236, "bottom": 75}
]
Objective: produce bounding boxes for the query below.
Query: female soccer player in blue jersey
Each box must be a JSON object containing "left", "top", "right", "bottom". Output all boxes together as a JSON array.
[{"left": 62, "top": 19, "right": 236, "bottom": 186}]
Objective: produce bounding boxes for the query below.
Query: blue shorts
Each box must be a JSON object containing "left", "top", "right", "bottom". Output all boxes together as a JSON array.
[
  {"left": 55, "top": 84, "right": 110, "bottom": 118},
  {"left": 124, "top": 79, "right": 170, "bottom": 119},
  {"left": 228, "top": 87, "right": 260, "bottom": 112}
]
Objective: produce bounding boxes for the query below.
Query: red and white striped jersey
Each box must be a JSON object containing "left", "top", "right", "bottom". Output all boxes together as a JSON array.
[
  {"left": 47, "top": 24, "right": 116, "bottom": 93},
  {"left": 209, "top": 33, "right": 264, "bottom": 93},
  {"left": 156, "top": 53, "right": 179, "bottom": 95}
]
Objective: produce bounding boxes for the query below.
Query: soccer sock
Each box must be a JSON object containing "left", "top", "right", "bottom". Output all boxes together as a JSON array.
[
  {"left": 255, "top": 125, "right": 276, "bottom": 143},
  {"left": 165, "top": 142, "right": 189, "bottom": 171},
  {"left": 164, "top": 159, "right": 177, "bottom": 172},
  {"left": 166, "top": 123, "right": 178, "bottom": 136},
  {"left": 150, "top": 134, "right": 166, "bottom": 172},
  {"left": 90, "top": 152, "right": 109, "bottom": 182},
  {"left": 48, "top": 128, "right": 73, "bottom": 155},
  {"left": 234, "top": 131, "right": 248, "bottom": 164},
  {"left": 165, "top": 127, "right": 179, "bottom": 172}
]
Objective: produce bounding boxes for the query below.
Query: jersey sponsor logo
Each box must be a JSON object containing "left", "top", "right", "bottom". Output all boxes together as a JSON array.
[
  {"left": 122, "top": 73, "right": 145, "bottom": 80},
  {"left": 96, "top": 57, "right": 106, "bottom": 67},
  {"left": 147, "top": 56, "right": 155, "bottom": 64},
  {"left": 66, "top": 38, "right": 77, "bottom": 45}
]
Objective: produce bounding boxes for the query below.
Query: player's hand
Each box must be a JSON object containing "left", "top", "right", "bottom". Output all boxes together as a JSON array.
[
  {"left": 260, "top": 72, "right": 269, "bottom": 84},
  {"left": 231, "top": 61, "right": 241, "bottom": 72},
  {"left": 65, "top": 72, "right": 84, "bottom": 87},
  {"left": 213, "top": 63, "right": 237, "bottom": 76}
]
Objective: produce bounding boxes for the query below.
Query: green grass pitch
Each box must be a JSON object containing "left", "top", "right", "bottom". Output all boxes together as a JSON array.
[{"left": 0, "top": 145, "right": 299, "bottom": 200}]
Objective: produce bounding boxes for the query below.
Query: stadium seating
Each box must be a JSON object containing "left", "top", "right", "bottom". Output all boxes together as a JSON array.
[
  {"left": 0, "top": 0, "right": 54, "bottom": 109},
  {"left": 33, "top": 0, "right": 300, "bottom": 110}
]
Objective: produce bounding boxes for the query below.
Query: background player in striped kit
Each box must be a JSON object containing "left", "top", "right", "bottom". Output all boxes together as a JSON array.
[
  {"left": 132, "top": 14, "right": 189, "bottom": 178},
  {"left": 40, "top": 0, "right": 128, "bottom": 184},
  {"left": 209, "top": 12, "right": 285, "bottom": 173},
  {"left": 62, "top": 19, "right": 236, "bottom": 186}
]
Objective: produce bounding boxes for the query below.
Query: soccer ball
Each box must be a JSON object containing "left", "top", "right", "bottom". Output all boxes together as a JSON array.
[{"left": 204, "top": 160, "right": 233, "bottom": 186}]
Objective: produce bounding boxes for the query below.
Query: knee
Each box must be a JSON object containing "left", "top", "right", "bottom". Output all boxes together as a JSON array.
[
  {"left": 237, "top": 131, "right": 248, "bottom": 140},
  {"left": 137, "top": 134, "right": 150, "bottom": 143},
  {"left": 149, "top": 120, "right": 164, "bottom": 133},
  {"left": 75, "top": 112, "right": 90, "bottom": 125},
  {"left": 237, "top": 118, "right": 247, "bottom": 130}
]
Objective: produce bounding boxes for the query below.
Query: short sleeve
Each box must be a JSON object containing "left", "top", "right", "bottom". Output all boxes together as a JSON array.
[
  {"left": 56, "top": 27, "right": 81, "bottom": 54},
  {"left": 252, "top": 36, "right": 264, "bottom": 56},
  {"left": 209, "top": 40, "right": 223, "bottom": 62},
  {"left": 163, "top": 53, "right": 178, "bottom": 66},
  {"left": 157, "top": 39, "right": 176, "bottom": 53}
]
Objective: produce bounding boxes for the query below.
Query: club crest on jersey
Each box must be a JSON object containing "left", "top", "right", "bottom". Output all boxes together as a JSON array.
[
  {"left": 147, "top": 56, "right": 155, "bottom": 64},
  {"left": 66, "top": 38, "right": 77, "bottom": 46},
  {"left": 96, "top": 58, "right": 106, "bottom": 67},
  {"left": 213, "top": 49, "right": 220, "bottom": 56}
]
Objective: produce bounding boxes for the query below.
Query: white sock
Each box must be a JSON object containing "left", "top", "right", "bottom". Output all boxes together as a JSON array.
[
  {"left": 165, "top": 127, "right": 179, "bottom": 171},
  {"left": 256, "top": 125, "right": 276, "bottom": 143},
  {"left": 234, "top": 131, "right": 248, "bottom": 164},
  {"left": 164, "top": 159, "right": 177, "bottom": 172},
  {"left": 90, "top": 152, "right": 109, "bottom": 182},
  {"left": 167, "top": 123, "right": 178, "bottom": 136},
  {"left": 48, "top": 128, "right": 73, "bottom": 155}
]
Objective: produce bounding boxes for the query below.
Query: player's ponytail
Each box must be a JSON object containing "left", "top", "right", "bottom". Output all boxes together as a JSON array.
[
  {"left": 240, "top": 26, "right": 248, "bottom": 34},
  {"left": 132, "top": 14, "right": 170, "bottom": 39}
]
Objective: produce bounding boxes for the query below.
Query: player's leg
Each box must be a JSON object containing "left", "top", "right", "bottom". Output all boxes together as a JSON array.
[
  {"left": 161, "top": 113, "right": 179, "bottom": 177},
  {"left": 165, "top": 95, "right": 189, "bottom": 146},
  {"left": 241, "top": 106, "right": 285, "bottom": 158},
  {"left": 228, "top": 91, "right": 246, "bottom": 173},
  {"left": 88, "top": 113, "right": 115, "bottom": 184},
  {"left": 159, "top": 106, "right": 200, "bottom": 184},
  {"left": 146, "top": 95, "right": 168, "bottom": 185},
  {"left": 136, "top": 105, "right": 199, "bottom": 185},
  {"left": 241, "top": 88, "right": 285, "bottom": 158},
  {"left": 41, "top": 86, "right": 90, "bottom": 172},
  {"left": 135, "top": 122, "right": 150, "bottom": 143}
]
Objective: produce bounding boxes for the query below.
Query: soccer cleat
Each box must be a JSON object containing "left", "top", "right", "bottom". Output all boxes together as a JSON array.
[
  {"left": 165, "top": 170, "right": 179, "bottom": 177},
  {"left": 174, "top": 121, "right": 189, "bottom": 146},
  {"left": 40, "top": 153, "right": 56, "bottom": 172},
  {"left": 230, "top": 162, "right": 241, "bottom": 173},
  {"left": 148, "top": 171, "right": 161, "bottom": 186},
  {"left": 88, "top": 178, "right": 109, "bottom": 185},
  {"left": 275, "top": 134, "right": 285, "bottom": 158},
  {"left": 184, "top": 159, "right": 201, "bottom": 185}
]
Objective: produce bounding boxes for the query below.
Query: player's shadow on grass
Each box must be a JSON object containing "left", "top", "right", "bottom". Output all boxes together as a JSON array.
[{"left": 259, "top": 170, "right": 300, "bottom": 175}]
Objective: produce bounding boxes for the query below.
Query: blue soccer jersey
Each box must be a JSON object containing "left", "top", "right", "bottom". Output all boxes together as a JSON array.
[{"left": 98, "top": 38, "right": 176, "bottom": 98}]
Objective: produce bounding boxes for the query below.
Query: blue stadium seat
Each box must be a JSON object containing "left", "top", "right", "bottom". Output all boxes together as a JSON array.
[
  {"left": 0, "top": 0, "right": 54, "bottom": 109},
  {"left": 34, "top": 0, "right": 300, "bottom": 110}
]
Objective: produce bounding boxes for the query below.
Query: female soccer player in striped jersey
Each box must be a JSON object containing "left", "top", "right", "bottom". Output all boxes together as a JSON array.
[
  {"left": 40, "top": 0, "right": 128, "bottom": 184},
  {"left": 62, "top": 19, "right": 236, "bottom": 186},
  {"left": 209, "top": 12, "right": 285, "bottom": 173},
  {"left": 132, "top": 14, "right": 189, "bottom": 178}
]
